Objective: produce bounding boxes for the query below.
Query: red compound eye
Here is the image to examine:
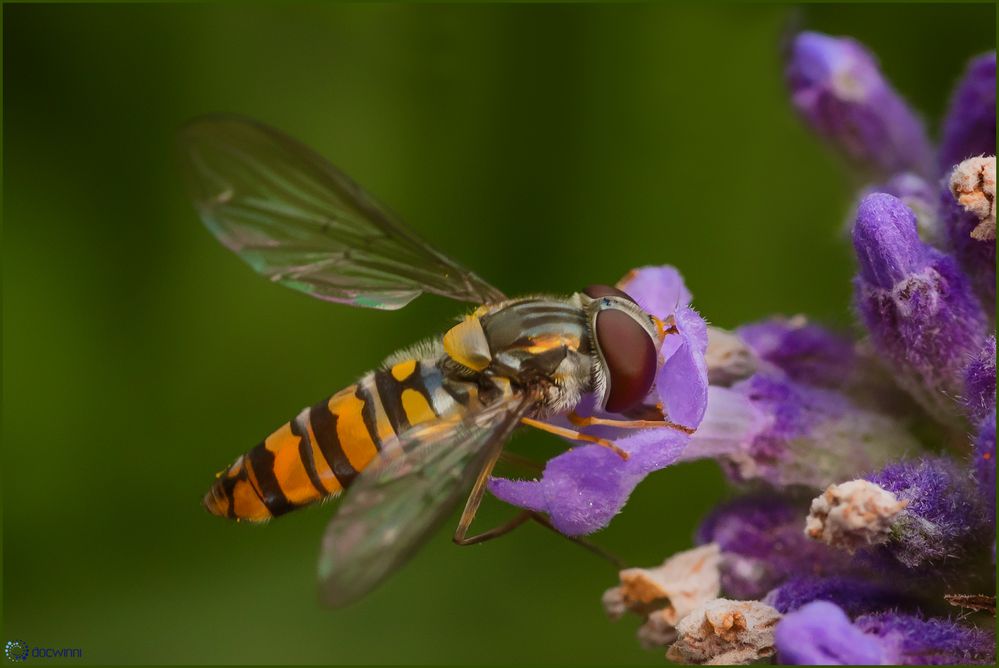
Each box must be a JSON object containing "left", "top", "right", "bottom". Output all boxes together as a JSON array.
[
  {"left": 595, "top": 309, "right": 657, "bottom": 413},
  {"left": 584, "top": 284, "right": 637, "bottom": 303}
]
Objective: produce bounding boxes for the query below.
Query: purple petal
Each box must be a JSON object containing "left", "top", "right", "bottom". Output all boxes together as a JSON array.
[
  {"left": 657, "top": 306, "right": 709, "bottom": 428},
  {"left": 489, "top": 428, "right": 690, "bottom": 536},
  {"left": 776, "top": 601, "right": 888, "bottom": 665},
  {"left": 615, "top": 265, "right": 692, "bottom": 318}
]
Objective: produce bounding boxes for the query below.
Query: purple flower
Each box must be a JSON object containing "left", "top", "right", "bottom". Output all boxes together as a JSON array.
[
  {"left": 695, "top": 495, "right": 849, "bottom": 599},
  {"left": 488, "top": 266, "right": 708, "bottom": 536},
  {"left": 864, "top": 457, "right": 989, "bottom": 570},
  {"left": 763, "top": 576, "right": 915, "bottom": 617},
  {"left": 683, "top": 374, "right": 918, "bottom": 489},
  {"left": 852, "top": 193, "right": 987, "bottom": 424},
  {"left": 786, "top": 32, "right": 933, "bottom": 177},
  {"left": 972, "top": 410, "right": 996, "bottom": 529},
  {"left": 776, "top": 601, "right": 996, "bottom": 665},
  {"left": 939, "top": 52, "right": 997, "bottom": 173},
  {"left": 775, "top": 601, "right": 887, "bottom": 665}
]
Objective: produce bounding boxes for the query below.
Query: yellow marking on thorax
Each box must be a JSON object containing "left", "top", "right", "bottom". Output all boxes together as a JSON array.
[
  {"left": 401, "top": 388, "right": 436, "bottom": 426},
  {"left": 330, "top": 390, "right": 379, "bottom": 471},
  {"left": 523, "top": 333, "right": 580, "bottom": 354},
  {"left": 390, "top": 359, "right": 417, "bottom": 381},
  {"left": 443, "top": 316, "right": 492, "bottom": 371}
]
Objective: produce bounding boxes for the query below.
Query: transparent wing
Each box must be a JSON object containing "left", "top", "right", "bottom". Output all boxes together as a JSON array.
[
  {"left": 178, "top": 115, "right": 506, "bottom": 309},
  {"left": 318, "top": 396, "right": 532, "bottom": 607}
]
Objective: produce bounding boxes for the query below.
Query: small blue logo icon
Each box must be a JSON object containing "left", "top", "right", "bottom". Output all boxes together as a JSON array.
[{"left": 5, "top": 641, "right": 29, "bottom": 663}]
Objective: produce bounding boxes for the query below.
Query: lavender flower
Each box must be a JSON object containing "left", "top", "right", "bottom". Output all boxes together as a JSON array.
[
  {"left": 556, "top": 33, "right": 997, "bottom": 665},
  {"left": 939, "top": 52, "right": 997, "bottom": 172},
  {"left": 775, "top": 601, "right": 995, "bottom": 665},
  {"left": 852, "top": 193, "right": 987, "bottom": 424},
  {"left": 786, "top": 32, "right": 933, "bottom": 177}
]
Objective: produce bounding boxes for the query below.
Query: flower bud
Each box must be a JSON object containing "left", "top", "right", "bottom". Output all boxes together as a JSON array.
[{"left": 939, "top": 52, "right": 996, "bottom": 172}]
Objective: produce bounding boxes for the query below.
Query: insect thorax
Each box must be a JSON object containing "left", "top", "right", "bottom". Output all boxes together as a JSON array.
[{"left": 439, "top": 295, "right": 595, "bottom": 415}]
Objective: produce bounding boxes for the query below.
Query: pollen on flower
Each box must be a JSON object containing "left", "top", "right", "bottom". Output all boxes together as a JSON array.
[
  {"left": 805, "top": 480, "right": 908, "bottom": 552},
  {"left": 665, "top": 598, "right": 781, "bottom": 665},
  {"left": 603, "top": 544, "right": 722, "bottom": 648},
  {"left": 950, "top": 155, "right": 996, "bottom": 240}
]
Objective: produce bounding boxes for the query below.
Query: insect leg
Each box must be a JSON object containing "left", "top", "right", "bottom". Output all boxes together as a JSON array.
[
  {"left": 519, "top": 417, "right": 629, "bottom": 460},
  {"left": 452, "top": 435, "right": 508, "bottom": 545},
  {"left": 567, "top": 412, "right": 695, "bottom": 434},
  {"left": 456, "top": 508, "right": 623, "bottom": 569}
]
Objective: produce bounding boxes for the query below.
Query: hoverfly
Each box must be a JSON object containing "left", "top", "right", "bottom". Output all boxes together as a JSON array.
[{"left": 181, "top": 116, "right": 689, "bottom": 606}]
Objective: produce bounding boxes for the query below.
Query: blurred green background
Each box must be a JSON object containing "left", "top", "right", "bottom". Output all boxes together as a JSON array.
[{"left": 3, "top": 3, "right": 994, "bottom": 664}]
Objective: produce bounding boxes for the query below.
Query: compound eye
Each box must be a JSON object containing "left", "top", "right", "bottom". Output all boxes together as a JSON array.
[
  {"left": 595, "top": 309, "right": 657, "bottom": 413},
  {"left": 584, "top": 284, "right": 637, "bottom": 303}
]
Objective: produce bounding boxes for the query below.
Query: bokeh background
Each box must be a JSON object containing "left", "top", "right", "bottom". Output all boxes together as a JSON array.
[{"left": 3, "top": 3, "right": 994, "bottom": 664}]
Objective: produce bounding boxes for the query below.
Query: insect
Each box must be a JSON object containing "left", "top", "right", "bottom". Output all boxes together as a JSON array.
[{"left": 181, "top": 115, "right": 690, "bottom": 606}]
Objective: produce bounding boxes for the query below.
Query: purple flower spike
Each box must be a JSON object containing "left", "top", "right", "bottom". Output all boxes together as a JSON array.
[
  {"left": 489, "top": 265, "right": 708, "bottom": 536},
  {"left": 775, "top": 601, "right": 887, "bottom": 665},
  {"left": 786, "top": 32, "right": 934, "bottom": 177},
  {"left": 939, "top": 52, "right": 996, "bottom": 173},
  {"left": 972, "top": 410, "right": 995, "bottom": 529},
  {"left": 852, "top": 193, "right": 986, "bottom": 424},
  {"left": 865, "top": 457, "right": 988, "bottom": 570},
  {"left": 763, "top": 576, "right": 915, "bottom": 617},
  {"left": 854, "top": 611, "right": 996, "bottom": 665},
  {"left": 696, "top": 495, "right": 850, "bottom": 599}
]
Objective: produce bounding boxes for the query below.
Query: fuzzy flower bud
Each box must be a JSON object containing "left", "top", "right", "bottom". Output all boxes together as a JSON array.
[
  {"left": 939, "top": 52, "right": 997, "bottom": 173},
  {"left": 666, "top": 599, "right": 780, "bottom": 665},
  {"left": 852, "top": 193, "right": 987, "bottom": 424},
  {"left": 805, "top": 479, "right": 907, "bottom": 552},
  {"left": 863, "top": 457, "right": 989, "bottom": 571},
  {"left": 786, "top": 32, "right": 933, "bottom": 177},
  {"left": 866, "top": 172, "right": 944, "bottom": 247}
]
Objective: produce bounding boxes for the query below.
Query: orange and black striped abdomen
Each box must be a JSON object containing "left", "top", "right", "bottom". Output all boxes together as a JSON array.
[{"left": 203, "top": 358, "right": 466, "bottom": 521}]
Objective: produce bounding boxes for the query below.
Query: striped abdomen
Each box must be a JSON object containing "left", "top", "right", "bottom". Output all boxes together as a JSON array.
[{"left": 203, "top": 358, "right": 470, "bottom": 521}]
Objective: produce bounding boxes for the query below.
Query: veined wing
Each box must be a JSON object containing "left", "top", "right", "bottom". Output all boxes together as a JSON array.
[
  {"left": 178, "top": 115, "right": 506, "bottom": 309},
  {"left": 318, "top": 395, "right": 532, "bottom": 607}
]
